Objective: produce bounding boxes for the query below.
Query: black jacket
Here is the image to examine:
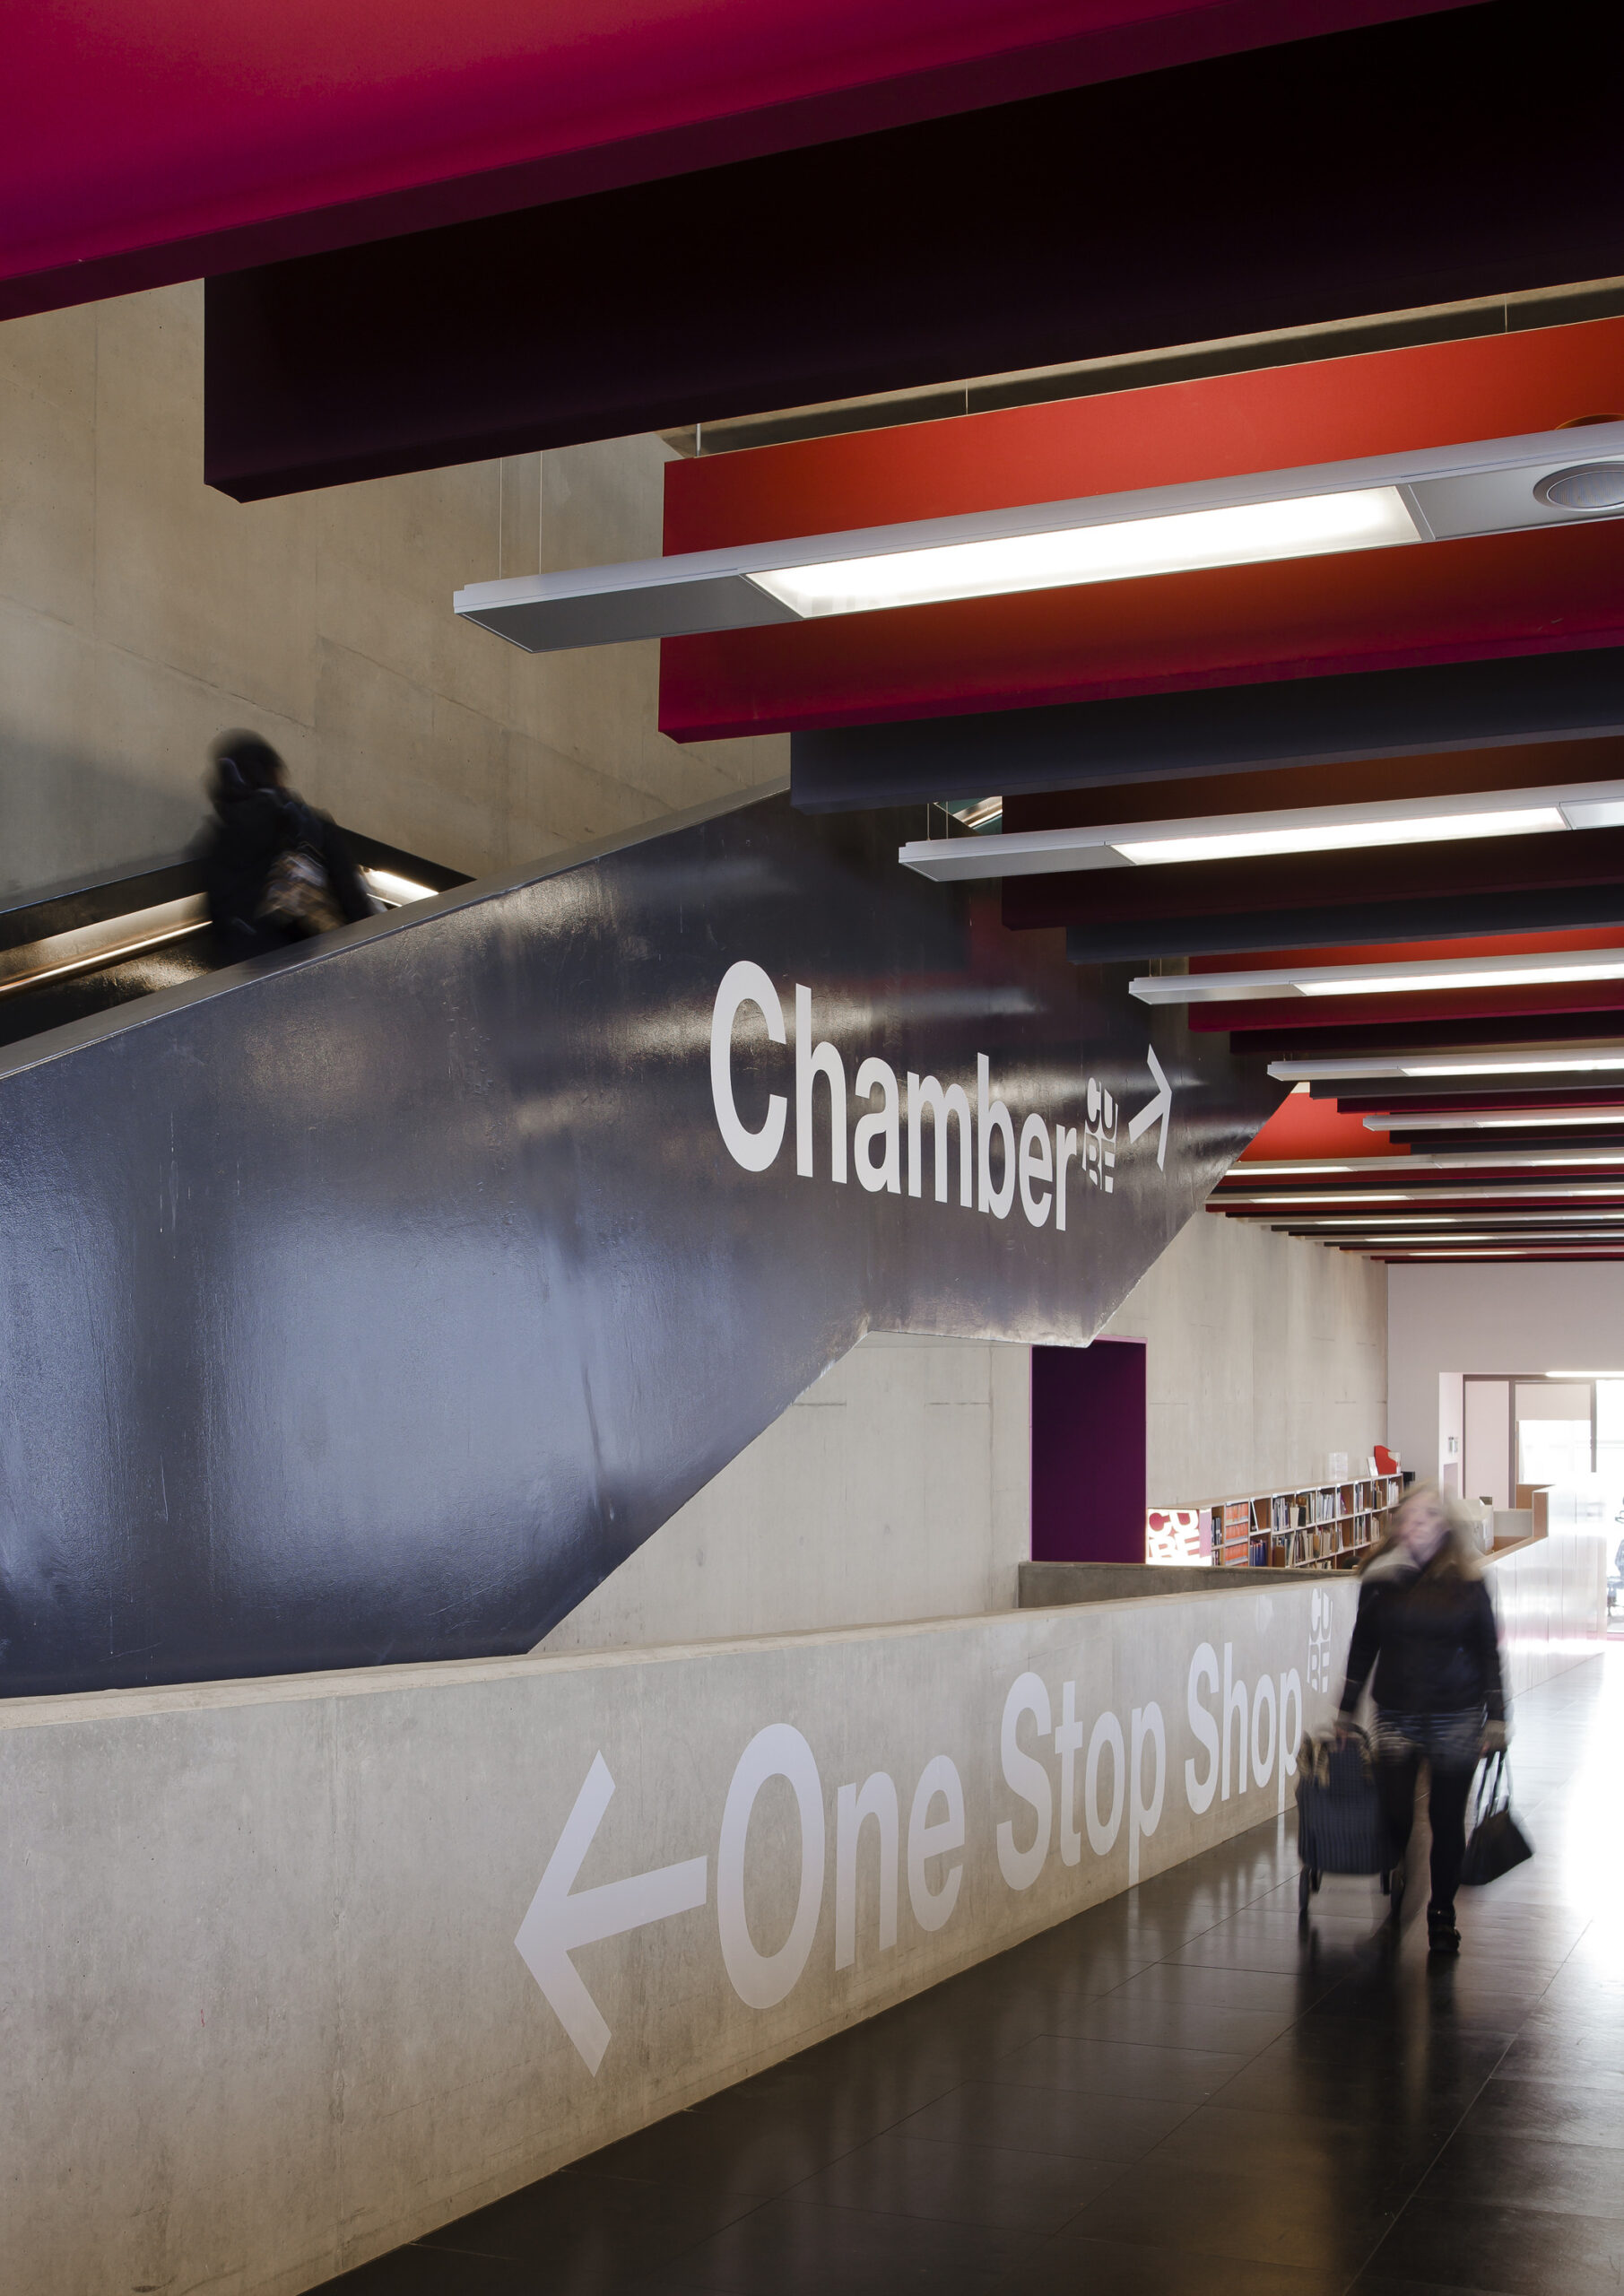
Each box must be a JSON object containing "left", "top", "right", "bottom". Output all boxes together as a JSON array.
[
  {"left": 199, "top": 787, "right": 372, "bottom": 962},
  {"left": 1338, "top": 1545, "right": 1506, "bottom": 1722}
]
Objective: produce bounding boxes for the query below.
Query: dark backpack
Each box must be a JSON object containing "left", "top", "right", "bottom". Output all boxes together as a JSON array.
[{"left": 256, "top": 801, "right": 346, "bottom": 938}]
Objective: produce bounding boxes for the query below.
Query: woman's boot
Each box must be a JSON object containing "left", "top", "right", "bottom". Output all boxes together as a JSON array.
[{"left": 1427, "top": 1900, "right": 1461, "bottom": 1956}]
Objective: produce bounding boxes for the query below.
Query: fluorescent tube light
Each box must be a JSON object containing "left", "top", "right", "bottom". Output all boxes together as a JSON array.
[
  {"left": 754, "top": 490, "right": 1417, "bottom": 618},
  {"left": 1304, "top": 951, "right": 1624, "bottom": 997},
  {"left": 1403, "top": 1055, "right": 1624, "bottom": 1077},
  {"left": 1353, "top": 1231, "right": 1624, "bottom": 1244},
  {"left": 1137, "top": 940, "right": 1624, "bottom": 1004},
  {"left": 1218, "top": 1185, "right": 1624, "bottom": 1205},
  {"left": 1115, "top": 805, "right": 1559, "bottom": 869},
  {"left": 1366, "top": 1109, "right": 1624, "bottom": 1130},
  {"left": 1230, "top": 1151, "right": 1624, "bottom": 1173},
  {"left": 1548, "top": 1369, "right": 1624, "bottom": 1378},
  {"left": 908, "top": 780, "right": 1624, "bottom": 886},
  {"left": 1279, "top": 1210, "right": 1624, "bottom": 1225},
  {"left": 456, "top": 418, "right": 1624, "bottom": 652},
  {"left": 1373, "top": 1246, "right": 1624, "bottom": 1257},
  {"left": 1270, "top": 1051, "right": 1624, "bottom": 1082},
  {"left": 1220, "top": 1190, "right": 1415, "bottom": 1205}
]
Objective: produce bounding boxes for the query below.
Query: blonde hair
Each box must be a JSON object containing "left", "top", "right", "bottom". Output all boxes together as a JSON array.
[{"left": 1376, "top": 1480, "right": 1486, "bottom": 1578}]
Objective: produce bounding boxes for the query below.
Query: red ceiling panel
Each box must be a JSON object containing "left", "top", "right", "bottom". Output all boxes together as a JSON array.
[
  {"left": 1238, "top": 1093, "right": 1409, "bottom": 1161},
  {"left": 660, "top": 317, "right": 1624, "bottom": 739},
  {"left": 4, "top": 0, "right": 1466, "bottom": 317},
  {"left": 664, "top": 537, "right": 1624, "bottom": 737},
  {"left": 664, "top": 316, "right": 1624, "bottom": 552}
]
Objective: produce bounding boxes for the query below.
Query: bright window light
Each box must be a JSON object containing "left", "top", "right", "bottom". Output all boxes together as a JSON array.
[
  {"left": 1115, "top": 806, "right": 1561, "bottom": 869},
  {"left": 751, "top": 488, "right": 1419, "bottom": 618}
]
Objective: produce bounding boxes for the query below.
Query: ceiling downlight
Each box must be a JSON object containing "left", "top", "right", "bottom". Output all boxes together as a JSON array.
[{"left": 1534, "top": 462, "right": 1624, "bottom": 511}]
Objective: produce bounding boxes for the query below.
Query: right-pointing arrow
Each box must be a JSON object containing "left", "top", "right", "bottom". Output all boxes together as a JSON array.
[
  {"left": 1127, "top": 1045, "right": 1173, "bottom": 1170},
  {"left": 516, "top": 1752, "right": 709, "bottom": 2074}
]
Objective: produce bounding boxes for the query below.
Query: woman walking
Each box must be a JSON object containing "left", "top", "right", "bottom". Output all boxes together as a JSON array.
[{"left": 1336, "top": 1485, "right": 1507, "bottom": 1955}]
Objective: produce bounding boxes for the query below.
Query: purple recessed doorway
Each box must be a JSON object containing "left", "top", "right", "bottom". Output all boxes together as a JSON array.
[{"left": 1030, "top": 1337, "right": 1148, "bottom": 1564}]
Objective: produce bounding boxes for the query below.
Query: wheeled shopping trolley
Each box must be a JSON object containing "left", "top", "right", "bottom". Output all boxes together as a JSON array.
[{"left": 1295, "top": 1724, "right": 1400, "bottom": 1921}]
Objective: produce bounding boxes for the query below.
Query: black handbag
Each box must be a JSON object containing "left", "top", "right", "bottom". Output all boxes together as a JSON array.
[{"left": 1460, "top": 1752, "right": 1534, "bottom": 1886}]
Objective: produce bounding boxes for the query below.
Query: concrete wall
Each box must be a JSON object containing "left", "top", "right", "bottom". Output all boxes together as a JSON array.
[
  {"left": 0, "top": 284, "right": 780, "bottom": 895},
  {"left": 549, "top": 1213, "right": 1389, "bottom": 1656},
  {"left": 541, "top": 1334, "right": 1031, "bottom": 1653},
  {"left": 2, "top": 1578, "right": 1357, "bottom": 2296},
  {"left": 1104, "top": 1210, "right": 1388, "bottom": 1506},
  {"left": 1389, "top": 1261, "right": 1624, "bottom": 1480}
]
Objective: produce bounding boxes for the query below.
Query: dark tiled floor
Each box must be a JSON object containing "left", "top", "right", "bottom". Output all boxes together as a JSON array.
[{"left": 324, "top": 1650, "right": 1624, "bottom": 2295}]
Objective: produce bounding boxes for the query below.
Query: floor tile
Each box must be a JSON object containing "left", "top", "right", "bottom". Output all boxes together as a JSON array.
[
  {"left": 321, "top": 2248, "right": 535, "bottom": 2293},
  {"left": 994, "top": 2032, "right": 1249, "bottom": 2101},
  {"left": 1002, "top": 2229, "right": 1348, "bottom": 2295},
  {"left": 585, "top": 2096, "right": 869, "bottom": 2197},
  {"left": 641, "top": 2192, "right": 1032, "bottom": 2293},
  {"left": 1412, "top": 2129, "right": 1624, "bottom": 2220},
  {"left": 896, "top": 2076, "right": 1190, "bottom": 2161},
  {"left": 1365, "top": 2199, "right": 1624, "bottom": 2294},
  {"left": 1469, "top": 2073, "right": 1624, "bottom": 2146},
  {"left": 801, "top": 2126, "right": 1120, "bottom": 2231},
  {"left": 411, "top": 2170, "right": 768, "bottom": 2270},
  {"left": 1140, "top": 2100, "right": 1434, "bottom": 2188},
  {"left": 1102, "top": 1961, "right": 1326, "bottom": 2013},
  {"left": 1064, "top": 2157, "right": 1396, "bottom": 2274},
  {"left": 1051, "top": 1996, "right": 1298, "bottom": 2056}
]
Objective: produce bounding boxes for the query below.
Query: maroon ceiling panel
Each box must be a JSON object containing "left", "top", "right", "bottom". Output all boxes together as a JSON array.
[{"left": 11, "top": 0, "right": 1476, "bottom": 319}]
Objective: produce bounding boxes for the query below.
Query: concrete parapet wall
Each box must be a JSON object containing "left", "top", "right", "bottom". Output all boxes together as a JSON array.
[
  {"left": 1020, "top": 1560, "right": 1325, "bottom": 1605},
  {"left": 4, "top": 1537, "right": 1602, "bottom": 2294},
  {"left": 5, "top": 1583, "right": 1357, "bottom": 2296},
  {"left": 1487, "top": 1525, "right": 1610, "bottom": 1699}
]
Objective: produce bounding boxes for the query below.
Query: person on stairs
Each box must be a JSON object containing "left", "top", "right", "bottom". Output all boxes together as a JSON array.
[
  {"left": 199, "top": 730, "right": 374, "bottom": 963},
  {"left": 1335, "top": 1483, "right": 1507, "bottom": 1956}
]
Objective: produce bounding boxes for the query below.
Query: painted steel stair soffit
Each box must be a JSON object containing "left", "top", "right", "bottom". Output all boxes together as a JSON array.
[{"left": 0, "top": 789, "right": 1273, "bottom": 1700}]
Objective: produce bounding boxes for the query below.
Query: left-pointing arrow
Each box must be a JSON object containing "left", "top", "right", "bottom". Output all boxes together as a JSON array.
[{"left": 515, "top": 1752, "right": 709, "bottom": 2074}]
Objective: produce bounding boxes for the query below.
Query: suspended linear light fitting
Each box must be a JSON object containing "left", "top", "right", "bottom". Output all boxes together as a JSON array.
[
  {"left": 1134, "top": 942, "right": 1624, "bottom": 1004},
  {"left": 1269, "top": 1049, "right": 1624, "bottom": 1083},
  {"left": 454, "top": 424, "right": 1624, "bottom": 652},
  {"left": 1364, "top": 1108, "right": 1624, "bottom": 1131},
  {"left": 900, "top": 780, "right": 1624, "bottom": 883}
]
